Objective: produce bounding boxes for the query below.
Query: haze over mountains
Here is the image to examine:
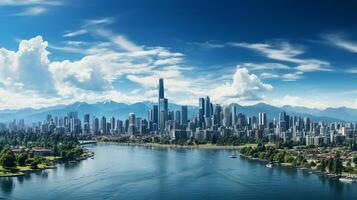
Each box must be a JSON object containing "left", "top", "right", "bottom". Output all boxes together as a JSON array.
[{"left": 0, "top": 101, "right": 356, "bottom": 123}]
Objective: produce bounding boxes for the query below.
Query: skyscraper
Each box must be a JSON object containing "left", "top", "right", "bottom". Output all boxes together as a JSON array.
[
  {"left": 92, "top": 116, "right": 99, "bottom": 135},
  {"left": 101, "top": 116, "right": 107, "bottom": 134},
  {"left": 199, "top": 98, "right": 205, "bottom": 127},
  {"left": 232, "top": 105, "right": 237, "bottom": 126},
  {"left": 278, "top": 111, "right": 286, "bottom": 132},
  {"left": 158, "top": 78, "right": 168, "bottom": 131},
  {"left": 175, "top": 110, "right": 181, "bottom": 124},
  {"left": 110, "top": 117, "right": 116, "bottom": 134},
  {"left": 258, "top": 112, "right": 267, "bottom": 129},
  {"left": 153, "top": 105, "right": 158, "bottom": 124},
  {"left": 159, "top": 98, "right": 168, "bottom": 130},
  {"left": 204, "top": 96, "right": 211, "bottom": 118},
  {"left": 128, "top": 113, "right": 136, "bottom": 135},
  {"left": 181, "top": 106, "right": 188, "bottom": 125},
  {"left": 83, "top": 114, "right": 90, "bottom": 134},
  {"left": 158, "top": 78, "right": 164, "bottom": 99}
]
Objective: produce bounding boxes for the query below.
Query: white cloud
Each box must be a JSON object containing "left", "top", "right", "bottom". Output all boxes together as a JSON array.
[
  {"left": 191, "top": 41, "right": 225, "bottom": 49},
  {"left": 281, "top": 72, "right": 303, "bottom": 81},
  {"left": 0, "top": 0, "right": 46, "bottom": 6},
  {"left": 0, "top": 32, "right": 204, "bottom": 109},
  {"left": 259, "top": 71, "right": 303, "bottom": 81},
  {"left": 13, "top": 6, "right": 47, "bottom": 16},
  {"left": 230, "top": 41, "right": 331, "bottom": 72},
  {"left": 230, "top": 41, "right": 305, "bottom": 63},
  {"left": 85, "top": 17, "right": 114, "bottom": 26},
  {"left": 325, "top": 34, "right": 357, "bottom": 53},
  {"left": 62, "top": 29, "right": 88, "bottom": 38},
  {"left": 211, "top": 67, "right": 273, "bottom": 104},
  {"left": 346, "top": 67, "right": 357, "bottom": 74},
  {"left": 241, "top": 63, "right": 291, "bottom": 70},
  {"left": 95, "top": 29, "right": 143, "bottom": 52},
  {"left": 295, "top": 63, "right": 332, "bottom": 72},
  {"left": 0, "top": 36, "right": 55, "bottom": 94},
  {"left": 260, "top": 72, "right": 279, "bottom": 79}
]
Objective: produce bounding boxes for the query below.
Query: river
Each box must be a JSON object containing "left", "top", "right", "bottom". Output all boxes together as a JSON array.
[{"left": 0, "top": 143, "right": 356, "bottom": 200}]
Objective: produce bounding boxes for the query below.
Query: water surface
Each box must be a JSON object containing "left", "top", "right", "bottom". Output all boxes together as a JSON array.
[{"left": 1, "top": 143, "right": 356, "bottom": 200}]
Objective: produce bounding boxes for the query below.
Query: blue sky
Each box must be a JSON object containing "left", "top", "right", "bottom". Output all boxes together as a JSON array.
[{"left": 0, "top": 0, "right": 357, "bottom": 109}]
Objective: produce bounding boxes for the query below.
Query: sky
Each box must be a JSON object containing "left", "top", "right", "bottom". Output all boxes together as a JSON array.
[{"left": 0, "top": 0, "right": 357, "bottom": 110}]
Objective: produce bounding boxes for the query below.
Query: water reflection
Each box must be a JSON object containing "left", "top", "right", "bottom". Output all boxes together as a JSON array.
[
  {"left": 0, "top": 144, "right": 357, "bottom": 200},
  {"left": 0, "top": 178, "right": 14, "bottom": 195}
]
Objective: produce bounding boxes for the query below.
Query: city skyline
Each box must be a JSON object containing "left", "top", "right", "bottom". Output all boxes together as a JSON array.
[
  {"left": 1, "top": 1, "right": 357, "bottom": 198},
  {"left": 2, "top": 78, "right": 356, "bottom": 147},
  {"left": 1, "top": 0, "right": 357, "bottom": 110}
]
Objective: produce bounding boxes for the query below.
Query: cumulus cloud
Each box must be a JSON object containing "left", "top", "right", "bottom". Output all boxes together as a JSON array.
[
  {"left": 0, "top": 32, "right": 279, "bottom": 109},
  {"left": 0, "top": 36, "right": 55, "bottom": 94},
  {"left": 0, "top": 34, "right": 201, "bottom": 109},
  {"left": 211, "top": 67, "right": 273, "bottom": 104}
]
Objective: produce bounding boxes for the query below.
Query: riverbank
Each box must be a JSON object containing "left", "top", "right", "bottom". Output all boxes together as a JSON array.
[
  {"left": 0, "top": 151, "right": 94, "bottom": 178},
  {"left": 99, "top": 141, "right": 255, "bottom": 150},
  {"left": 0, "top": 164, "right": 56, "bottom": 177},
  {"left": 239, "top": 153, "right": 354, "bottom": 180}
]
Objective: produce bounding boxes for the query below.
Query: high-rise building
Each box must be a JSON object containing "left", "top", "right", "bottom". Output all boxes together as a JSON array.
[
  {"left": 232, "top": 105, "right": 237, "bottom": 126},
  {"left": 181, "top": 106, "right": 188, "bottom": 125},
  {"left": 83, "top": 114, "right": 90, "bottom": 134},
  {"left": 223, "top": 106, "right": 231, "bottom": 127},
  {"left": 279, "top": 111, "right": 286, "bottom": 132},
  {"left": 199, "top": 98, "right": 205, "bottom": 127},
  {"left": 110, "top": 117, "right": 116, "bottom": 134},
  {"left": 128, "top": 113, "right": 136, "bottom": 135},
  {"left": 153, "top": 105, "right": 158, "bottom": 125},
  {"left": 101, "top": 116, "right": 107, "bottom": 134},
  {"left": 92, "top": 116, "right": 99, "bottom": 135},
  {"left": 158, "top": 78, "right": 164, "bottom": 99},
  {"left": 258, "top": 112, "right": 267, "bottom": 129},
  {"left": 159, "top": 98, "right": 168, "bottom": 130},
  {"left": 204, "top": 96, "right": 211, "bottom": 118},
  {"left": 175, "top": 110, "right": 181, "bottom": 124},
  {"left": 213, "top": 104, "right": 222, "bottom": 126},
  {"left": 158, "top": 78, "right": 168, "bottom": 131},
  {"left": 116, "top": 119, "right": 123, "bottom": 133},
  {"left": 148, "top": 109, "right": 153, "bottom": 122}
]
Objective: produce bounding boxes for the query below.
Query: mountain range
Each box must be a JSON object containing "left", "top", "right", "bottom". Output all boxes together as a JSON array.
[{"left": 0, "top": 100, "right": 356, "bottom": 123}]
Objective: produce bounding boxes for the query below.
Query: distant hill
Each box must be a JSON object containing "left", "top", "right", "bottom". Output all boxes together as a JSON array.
[
  {"left": 0, "top": 101, "right": 197, "bottom": 123},
  {"left": 0, "top": 101, "right": 354, "bottom": 123}
]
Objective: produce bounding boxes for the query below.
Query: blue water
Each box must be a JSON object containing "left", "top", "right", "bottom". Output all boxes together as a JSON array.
[{"left": 0, "top": 143, "right": 356, "bottom": 200}]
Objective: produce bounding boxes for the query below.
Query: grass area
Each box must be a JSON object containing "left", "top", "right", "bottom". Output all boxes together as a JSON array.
[
  {"left": 44, "top": 156, "right": 62, "bottom": 161},
  {"left": 0, "top": 161, "right": 57, "bottom": 177},
  {"left": 265, "top": 143, "right": 276, "bottom": 147},
  {"left": 238, "top": 143, "right": 258, "bottom": 148}
]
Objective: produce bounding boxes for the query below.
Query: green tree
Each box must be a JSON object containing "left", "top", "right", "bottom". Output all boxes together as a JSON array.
[
  {"left": 333, "top": 155, "right": 343, "bottom": 175},
  {"left": 0, "top": 147, "right": 17, "bottom": 169},
  {"left": 17, "top": 153, "right": 28, "bottom": 166},
  {"left": 320, "top": 159, "right": 326, "bottom": 172}
]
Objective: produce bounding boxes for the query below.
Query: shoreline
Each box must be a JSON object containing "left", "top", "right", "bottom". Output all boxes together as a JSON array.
[
  {"left": 0, "top": 151, "right": 94, "bottom": 178},
  {"left": 239, "top": 154, "right": 347, "bottom": 179},
  {"left": 98, "top": 141, "right": 246, "bottom": 150}
]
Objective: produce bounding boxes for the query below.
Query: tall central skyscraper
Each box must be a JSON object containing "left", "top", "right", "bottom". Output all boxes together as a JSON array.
[
  {"left": 158, "top": 78, "right": 164, "bottom": 99},
  {"left": 158, "top": 78, "right": 168, "bottom": 131}
]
